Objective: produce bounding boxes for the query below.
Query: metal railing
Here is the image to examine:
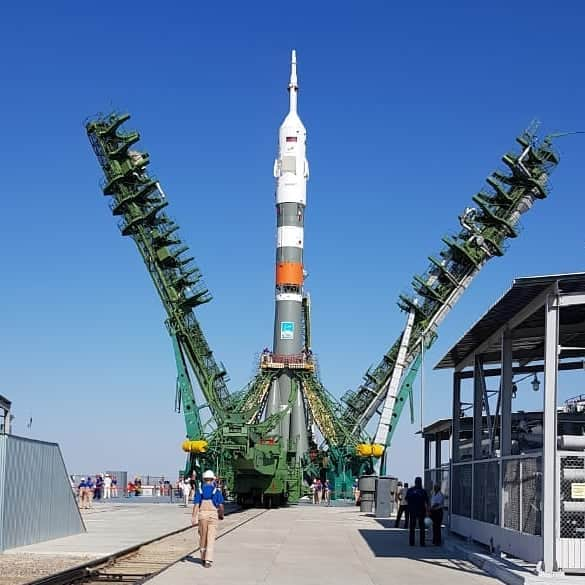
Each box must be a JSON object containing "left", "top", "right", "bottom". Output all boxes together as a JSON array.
[{"left": 260, "top": 352, "right": 315, "bottom": 371}]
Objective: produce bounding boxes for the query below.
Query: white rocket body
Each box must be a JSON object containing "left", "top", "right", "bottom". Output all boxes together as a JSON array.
[
  {"left": 273, "top": 51, "right": 309, "bottom": 208},
  {"left": 267, "top": 50, "right": 310, "bottom": 459}
]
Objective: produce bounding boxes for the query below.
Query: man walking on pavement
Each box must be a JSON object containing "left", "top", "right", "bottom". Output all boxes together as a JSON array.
[
  {"left": 395, "top": 481, "right": 409, "bottom": 528},
  {"left": 406, "top": 476, "right": 429, "bottom": 546},
  {"left": 77, "top": 477, "right": 87, "bottom": 509},
  {"left": 192, "top": 470, "right": 225, "bottom": 568}
]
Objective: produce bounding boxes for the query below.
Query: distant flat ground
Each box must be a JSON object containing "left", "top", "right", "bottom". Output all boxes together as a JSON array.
[{"left": 149, "top": 505, "right": 501, "bottom": 585}]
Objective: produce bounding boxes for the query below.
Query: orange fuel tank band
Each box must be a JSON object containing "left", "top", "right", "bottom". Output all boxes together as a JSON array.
[{"left": 275, "top": 262, "right": 304, "bottom": 286}]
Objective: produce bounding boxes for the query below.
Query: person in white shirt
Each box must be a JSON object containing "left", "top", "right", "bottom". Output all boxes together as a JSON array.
[
  {"left": 104, "top": 474, "right": 112, "bottom": 499},
  {"left": 395, "top": 482, "right": 409, "bottom": 528},
  {"left": 430, "top": 484, "right": 445, "bottom": 545},
  {"left": 182, "top": 478, "right": 193, "bottom": 507}
]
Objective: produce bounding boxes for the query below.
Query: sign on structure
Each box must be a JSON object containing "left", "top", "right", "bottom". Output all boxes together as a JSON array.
[
  {"left": 280, "top": 321, "right": 294, "bottom": 340},
  {"left": 571, "top": 483, "right": 585, "bottom": 499}
]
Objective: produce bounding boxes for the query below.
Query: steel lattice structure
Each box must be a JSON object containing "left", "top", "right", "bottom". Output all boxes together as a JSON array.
[{"left": 86, "top": 110, "right": 559, "bottom": 503}]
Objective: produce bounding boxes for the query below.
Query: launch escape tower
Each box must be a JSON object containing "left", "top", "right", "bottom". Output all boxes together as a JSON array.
[{"left": 86, "top": 52, "right": 560, "bottom": 504}]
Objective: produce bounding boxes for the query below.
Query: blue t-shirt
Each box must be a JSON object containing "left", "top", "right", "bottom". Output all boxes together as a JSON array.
[{"left": 194, "top": 484, "right": 224, "bottom": 507}]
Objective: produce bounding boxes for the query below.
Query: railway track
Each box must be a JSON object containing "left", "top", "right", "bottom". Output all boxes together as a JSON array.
[{"left": 25, "top": 508, "right": 266, "bottom": 585}]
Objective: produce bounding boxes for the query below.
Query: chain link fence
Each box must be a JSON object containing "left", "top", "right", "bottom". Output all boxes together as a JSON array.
[
  {"left": 452, "top": 463, "right": 472, "bottom": 517},
  {"left": 560, "top": 454, "right": 585, "bottom": 539},
  {"left": 473, "top": 460, "right": 500, "bottom": 525},
  {"left": 451, "top": 454, "right": 542, "bottom": 536}
]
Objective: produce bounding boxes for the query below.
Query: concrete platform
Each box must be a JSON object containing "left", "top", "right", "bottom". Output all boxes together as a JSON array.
[
  {"left": 444, "top": 535, "right": 581, "bottom": 585},
  {"left": 4, "top": 501, "right": 192, "bottom": 556},
  {"left": 149, "top": 505, "right": 501, "bottom": 585}
]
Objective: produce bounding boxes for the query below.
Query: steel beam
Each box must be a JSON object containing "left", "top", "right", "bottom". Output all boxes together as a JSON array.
[
  {"left": 452, "top": 374, "right": 462, "bottom": 462},
  {"left": 556, "top": 292, "right": 585, "bottom": 307},
  {"left": 542, "top": 292, "right": 559, "bottom": 574},
  {"left": 501, "top": 329, "right": 513, "bottom": 456},
  {"left": 455, "top": 360, "right": 584, "bottom": 379},
  {"left": 473, "top": 354, "right": 484, "bottom": 459},
  {"left": 434, "top": 438, "right": 442, "bottom": 485},
  {"left": 424, "top": 437, "right": 431, "bottom": 471},
  {"left": 455, "top": 284, "right": 556, "bottom": 370}
]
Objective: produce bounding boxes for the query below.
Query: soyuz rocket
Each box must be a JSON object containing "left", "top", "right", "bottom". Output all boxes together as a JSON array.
[{"left": 265, "top": 50, "right": 310, "bottom": 458}]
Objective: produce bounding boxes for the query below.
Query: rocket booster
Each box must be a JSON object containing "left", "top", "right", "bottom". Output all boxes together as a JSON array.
[{"left": 272, "top": 49, "right": 309, "bottom": 356}]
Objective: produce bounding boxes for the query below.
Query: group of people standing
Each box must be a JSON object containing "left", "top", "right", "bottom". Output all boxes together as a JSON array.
[
  {"left": 75, "top": 474, "right": 118, "bottom": 509},
  {"left": 310, "top": 478, "right": 331, "bottom": 505},
  {"left": 395, "top": 477, "right": 444, "bottom": 546}
]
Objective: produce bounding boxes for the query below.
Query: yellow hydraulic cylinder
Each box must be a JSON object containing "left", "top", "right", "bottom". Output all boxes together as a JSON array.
[
  {"left": 356, "top": 444, "right": 373, "bottom": 457},
  {"left": 356, "top": 443, "right": 385, "bottom": 457},
  {"left": 181, "top": 439, "right": 208, "bottom": 453},
  {"left": 371, "top": 444, "right": 385, "bottom": 457}
]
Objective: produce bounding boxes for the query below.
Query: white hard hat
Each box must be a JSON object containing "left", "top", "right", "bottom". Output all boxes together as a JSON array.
[{"left": 202, "top": 470, "right": 216, "bottom": 480}]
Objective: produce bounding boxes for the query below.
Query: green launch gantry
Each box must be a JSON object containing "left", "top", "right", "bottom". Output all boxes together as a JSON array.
[
  {"left": 86, "top": 113, "right": 559, "bottom": 504},
  {"left": 340, "top": 125, "right": 559, "bottom": 475}
]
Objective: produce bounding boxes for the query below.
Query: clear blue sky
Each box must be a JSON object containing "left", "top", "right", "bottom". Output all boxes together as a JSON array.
[{"left": 1, "top": 1, "right": 584, "bottom": 482}]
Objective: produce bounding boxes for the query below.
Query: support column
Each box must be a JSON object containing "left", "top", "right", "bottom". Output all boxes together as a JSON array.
[
  {"left": 501, "top": 329, "right": 513, "bottom": 456},
  {"left": 424, "top": 437, "right": 431, "bottom": 472},
  {"left": 542, "top": 293, "right": 559, "bottom": 574},
  {"left": 435, "top": 437, "right": 442, "bottom": 485},
  {"left": 452, "top": 373, "right": 462, "bottom": 462},
  {"left": 473, "top": 354, "right": 484, "bottom": 459}
]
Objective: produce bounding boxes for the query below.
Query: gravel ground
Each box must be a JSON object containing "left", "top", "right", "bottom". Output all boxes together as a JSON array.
[{"left": 0, "top": 553, "right": 99, "bottom": 585}]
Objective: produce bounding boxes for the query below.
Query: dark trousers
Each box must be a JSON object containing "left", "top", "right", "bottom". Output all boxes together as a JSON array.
[
  {"left": 431, "top": 508, "right": 443, "bottom": 545},
  {"left": 409, "top": 511, "right": 426, "bottom": 546},
  {"left": 395, "top": 504, "right": 409, "bottom": 528}
]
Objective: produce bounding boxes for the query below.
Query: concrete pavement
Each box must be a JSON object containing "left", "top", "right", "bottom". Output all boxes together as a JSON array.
[
  {"left": 149, "top": 505, "right": 501, "bottom": 585},
  {"left": 5, "top": 502, "right": 192, "bottom": 556}
]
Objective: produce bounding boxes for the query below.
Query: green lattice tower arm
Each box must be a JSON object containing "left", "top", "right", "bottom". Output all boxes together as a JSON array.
[
  {"left": 86, "top": 112, "right": 230, "bottom": 425},
  {"left": 341, "top": 126, "right": 560, "bottom": 438},
  {"left": 170, "top": 327, "right": 203, "bottom": 439}
]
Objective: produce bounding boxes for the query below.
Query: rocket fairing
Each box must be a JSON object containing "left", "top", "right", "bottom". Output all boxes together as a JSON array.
[{"left": 272, "top": 49, "right": 309, "bottom": 357}]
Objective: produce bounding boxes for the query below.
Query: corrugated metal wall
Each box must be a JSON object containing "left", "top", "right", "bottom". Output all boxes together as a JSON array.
[{"left": 0, "top": 434, "right": 85, "bottom": 550}]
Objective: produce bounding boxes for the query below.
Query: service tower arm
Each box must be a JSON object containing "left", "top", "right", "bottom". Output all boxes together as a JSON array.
[
  {"left": 341, "top": 128, "right": 560, "bottom": 461},
  {"left": 86, "top": 114, "right": 230, "bottom": 431}
]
